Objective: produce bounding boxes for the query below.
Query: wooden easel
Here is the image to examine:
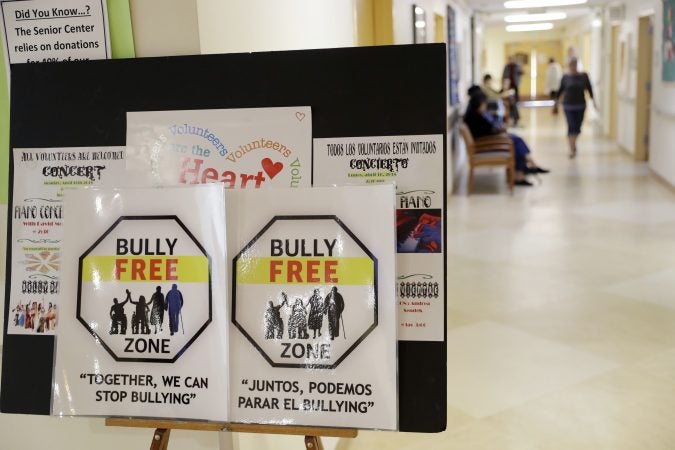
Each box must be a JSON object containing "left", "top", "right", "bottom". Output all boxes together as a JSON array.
[{"left": 105, "top": 418, "right": 358, "bottom": 450}]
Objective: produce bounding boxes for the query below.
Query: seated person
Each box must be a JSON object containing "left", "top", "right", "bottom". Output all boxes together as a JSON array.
[
  {"left": 481, "top": 74, "right": 507, "bottom": 122},
  {"left": 464, "top": 92, "right": 549, "bottom": 186}
]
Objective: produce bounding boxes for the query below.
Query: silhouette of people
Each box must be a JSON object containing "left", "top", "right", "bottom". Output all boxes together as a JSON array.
[
  {"left": 149, "top": 286, "right": 165, "bottom": 334},
  {"left": 129, "top": 291, "right": 151, "bottom": 335},
  {"left": 288, "top": 298, "right": 309, "bottom": 339},
  {"left": 324, "top": 286, "right": 345, "bottom": 340},
  {"left": 264, "top": 299, "right": 285, "bottom": 339},
  {"left": 165, "top": 284, "right": 184, "bottom": 336},
  {"left": 109, "top": 292, "right": 130, "bottom": 335},
  {"left": 307, "top": 289, "right": 325, "bottom": 339}
]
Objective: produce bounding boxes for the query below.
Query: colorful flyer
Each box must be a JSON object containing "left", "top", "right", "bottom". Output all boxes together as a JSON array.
[
  {"left": 7, "top": 147, "right": 125, "bottom": 335},
  {"left": 313, "top": 135, "right": 445, "bottom": 342},
  {"left": 125, "top": 107, "right": 311, "bottom": 189},
  {"left": 52, "top": 185, "right": 229, "bottom": 420},
  {"left": 227, "top": 185, "right": 397, "bottom": 430}
]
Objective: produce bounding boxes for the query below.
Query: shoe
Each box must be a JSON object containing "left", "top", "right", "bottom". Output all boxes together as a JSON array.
[
  {"left": 525, "top": 166, "right": 550, "bottom": 174},
  {"left": 515, "top": 179, "right": 534, "bottom": 186},
  {"left": 569, "top": 148, "right": 577, "bottom": 159}
]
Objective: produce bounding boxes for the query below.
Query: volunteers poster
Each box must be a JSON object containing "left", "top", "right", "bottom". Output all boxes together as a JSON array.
[
  {"left": 52, "top": 185, "right": 229, "bottom": 420},
  {"left": 7, "top": 147, "right": 125, "bottom": 335},
  {"left": 0, "top": 0, "right": 110, "bottom": 64},
  {"left": 313, "top": 135, "right": 444, "bottom": 342},
  {"left": 125, "top": 107, "right": 311, "bottom": 189},
  {"left": 227, "top": 185, "right": 397, "bottom": 430}
]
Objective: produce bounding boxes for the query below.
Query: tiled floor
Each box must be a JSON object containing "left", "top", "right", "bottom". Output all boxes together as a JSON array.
[{"left": 342, "top": 108, "right": 675, "bottom": 449}]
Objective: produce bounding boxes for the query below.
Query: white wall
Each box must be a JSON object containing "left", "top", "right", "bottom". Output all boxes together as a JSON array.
[
  {"left": 197, "top": 0, "right": 354, "bottom": 54},
  {"left": 647, "top": 1, "right": 675, "bottom": 186},
  {"left": 611, "top": 2, "right": 642, "bottom": 154},
  {"left": 129, "top": 0, "right": 201, "bottom": 57}
]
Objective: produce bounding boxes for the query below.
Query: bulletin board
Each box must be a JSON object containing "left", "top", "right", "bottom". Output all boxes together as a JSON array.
[{"left": 1, "top": 44, "right": 447, "bottom": 432}]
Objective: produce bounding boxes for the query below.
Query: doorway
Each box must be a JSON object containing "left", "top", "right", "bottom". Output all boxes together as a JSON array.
[
  {"left": 635, "top": 15, "right": 653, "bottom": 161},
  {"left": 505, "top": 40, "right": 563, "bottom": 99}
]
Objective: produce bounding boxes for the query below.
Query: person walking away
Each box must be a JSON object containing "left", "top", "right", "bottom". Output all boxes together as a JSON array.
[
  {"left": 546, "top": 58, "right": 563, "bottom": 99},
  {"left": 553, "top": 57, "right": 596, "bottom": 158},
  {"left": 502, "top": 56, "right": 523, "bottom": 127},
  {"left": 165, "top": 284, "right": 184, "bottom": 336}
]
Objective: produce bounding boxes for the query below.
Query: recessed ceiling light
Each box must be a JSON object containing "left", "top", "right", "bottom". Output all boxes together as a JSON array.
[
  {"left": 414, "top": 6, "right": 424, "bottom": 15},
  {"left": 506, "top": 22, "right": 555, "bottom": 32},
  {"left": 505, "top": 12, "right": 567, "bottom": 22},
  {"left": 504, "top": 0, "right": 587, "bottom": 9},
  {"left": 415, "top": 20, "right": 426, "bottom": 28}
]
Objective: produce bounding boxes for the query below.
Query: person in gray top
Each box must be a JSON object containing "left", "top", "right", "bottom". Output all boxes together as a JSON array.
[{"left": 553, "top": 57, "right": 597, "bottom": 158}]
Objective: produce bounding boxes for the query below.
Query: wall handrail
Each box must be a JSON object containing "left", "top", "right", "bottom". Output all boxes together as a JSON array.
[{"left": 651, "top": 105, "right": 675, "bottom": 121}]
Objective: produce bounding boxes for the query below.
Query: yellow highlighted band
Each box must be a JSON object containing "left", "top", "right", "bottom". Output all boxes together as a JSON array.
[
  {"left": 236, "top": 257, "right": 374, "bottom": 285},
  {"left": 81, "top": 255, "right": 209, "bottom": 283}
]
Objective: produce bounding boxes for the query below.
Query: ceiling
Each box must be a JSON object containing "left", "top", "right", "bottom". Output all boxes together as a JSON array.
[
  {"left": 471, "top": 0, "right": 613, "bottom": 12},
  {"left": 472, "top": 0, "right": 621, "bottom": 26}
]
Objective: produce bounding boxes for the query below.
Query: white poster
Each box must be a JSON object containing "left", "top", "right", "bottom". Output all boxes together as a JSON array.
[
  {"left": 313, "top": 135, "right": 444, "bottom": 342},
  {"left": 0, "top": 0, "right": 110, "bottom": 64},
  {"left": 7, "top": 147, "right": 125, "bottom": 335},
  {"left": 227, "top": 185, "right": 397, "bottom": 430},
  {"left": 125, "top": 107, "right": 312, "bottom": 190},
  {"left": 53, "top": 184, "right": 229, "bottom": 420}
]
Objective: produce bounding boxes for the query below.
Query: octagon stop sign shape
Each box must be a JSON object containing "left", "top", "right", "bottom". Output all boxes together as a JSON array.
[
  {"left": 233, "top": 215, "right": 378, "bottom": 369},
  {"left": 77, "top": 216, "right": 212, "bottom": 363}
]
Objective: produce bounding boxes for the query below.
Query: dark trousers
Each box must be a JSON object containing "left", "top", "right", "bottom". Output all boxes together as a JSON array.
[{"left": 564, "top": 106, "right": 586, "bottom": 136}]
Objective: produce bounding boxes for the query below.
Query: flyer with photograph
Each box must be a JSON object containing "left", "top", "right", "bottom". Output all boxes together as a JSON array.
[
  {"left": 227, "top": 185, "right": 397, "bottom": 430},
  {"left": 52, "top": 184, "right": 229, "bottom": 420},
  {"left": 313, "top": 135, "right": 445, "bottom": 342},
  {"left": 7, "top": 147, "right": 125, "bottom": 335},
  {"left": 125, "top": 107, "right": 311, "bottom": 190}
]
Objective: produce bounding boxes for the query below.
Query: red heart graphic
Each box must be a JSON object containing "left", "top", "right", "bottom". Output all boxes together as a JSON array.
[
  {"left": 262, "top": 158, "right": 284, "bottom": 179},
  {"left": 295, "top": 112, "right": 306, "bottom": 121}
]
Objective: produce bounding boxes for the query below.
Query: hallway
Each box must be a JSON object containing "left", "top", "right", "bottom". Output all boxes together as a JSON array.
[{"left": 346, "top": 107, "right": 675, "bottom": 449}]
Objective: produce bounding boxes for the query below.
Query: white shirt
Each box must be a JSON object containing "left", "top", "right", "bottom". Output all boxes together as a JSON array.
[{"left": 546, "top": 62, "right": 563, "bottom": 92}]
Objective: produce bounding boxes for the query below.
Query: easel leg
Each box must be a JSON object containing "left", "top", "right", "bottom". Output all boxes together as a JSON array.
[
  {"left": 304, "top": 436, "right": 324, "bottom": 450},
  {"left": 150, "top": 428, "right": 171, "bottom": 450}
]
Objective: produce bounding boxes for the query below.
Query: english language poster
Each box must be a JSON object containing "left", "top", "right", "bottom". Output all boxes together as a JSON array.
[
  {"left": 125, "top": 107, "right": 311, "bottom": 190},
  {"left": 226, "top": 185, "right": 397, "bottom": 429},
  {"left": 52, "top": 184, "right": 229, "bottom": 420},
  {"left": 8, "top": 147, "right": 125, "bottom": 335},
  {"left": 313, "top": 135, "right": 445, "bottom": 342}
]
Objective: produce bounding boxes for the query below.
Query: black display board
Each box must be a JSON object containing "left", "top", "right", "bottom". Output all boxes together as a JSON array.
[{"left": 1, "top": 44, "right": 447, "bottom": 432}]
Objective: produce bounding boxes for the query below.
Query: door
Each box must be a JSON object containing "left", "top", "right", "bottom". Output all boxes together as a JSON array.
[
  {"left": 354, "top": 0, "right": 393, "bottom": 46},
  {"left": 506, "top": 40, "right": 563, "bottom": 98},
  {"left": 635, "top": 15, "right": 653, "bottom": 160},
  {"left": 534, "top": 40, "right": 563, "bottom": 96},
  {"left": 434, "top": 13, "right": 444, "bottom": 43},
  {"left": 505, "top": 42, "right": 533, "bottom": 99}
]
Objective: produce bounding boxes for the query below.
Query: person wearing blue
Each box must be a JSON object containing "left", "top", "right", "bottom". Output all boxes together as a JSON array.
[
  {"left": 165, "top": 284, "right": 184, "bottom": 336},
  {"left": 464, "top": 91, "right": 549, "bottom": 186}
]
